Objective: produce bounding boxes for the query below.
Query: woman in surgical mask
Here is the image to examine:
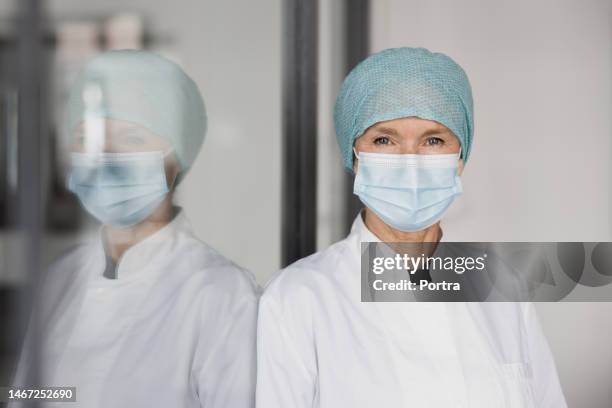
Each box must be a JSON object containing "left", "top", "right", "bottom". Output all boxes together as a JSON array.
[
  {"left": 257, "top": 48, "right": 567, "bottom": 407},
  {"left": 11, "top": 50, "right": 258, "bottom": 408}
]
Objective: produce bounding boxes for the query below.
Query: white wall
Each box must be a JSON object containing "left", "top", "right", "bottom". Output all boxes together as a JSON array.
[{"left": 370, "top": 0, "right": 612, "bottom": 406}]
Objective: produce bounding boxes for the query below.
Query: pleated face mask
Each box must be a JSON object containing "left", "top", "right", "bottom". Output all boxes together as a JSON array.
[
  {"left": 353, "top": 150, "right": 463, "bottom": 232},
  {"left": 68, "top": 150, "right": 172, "bottom": 227}
]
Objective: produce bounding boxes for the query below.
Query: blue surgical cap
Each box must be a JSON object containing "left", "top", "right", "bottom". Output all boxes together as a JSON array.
[
  {"left": 67, "top": 50, "right": 207, "bottom": 183},
  {"left": 334, "top": 47, "right": 474, "bottom": 172}
]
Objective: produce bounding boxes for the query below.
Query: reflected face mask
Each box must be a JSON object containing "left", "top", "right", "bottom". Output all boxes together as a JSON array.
[
  {"left": 68, "top": 150, "right": 171, "bottom": 227},
  {"left": 353, "top": 151, "right": 463, "bottom": 232}
]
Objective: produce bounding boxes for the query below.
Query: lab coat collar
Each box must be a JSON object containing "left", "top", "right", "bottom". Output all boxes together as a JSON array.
[
  {"left": 350, "top": 211, "right": 406, "bottom": 262},
  {"left": 349, "top": 211, "right": 394, "bottom": 268},
  {"left": 95, "top": 207, "right": 193, "bottom": 282},
  {"left": 350, "top": 211, "right": 381, "bottom": 243}
]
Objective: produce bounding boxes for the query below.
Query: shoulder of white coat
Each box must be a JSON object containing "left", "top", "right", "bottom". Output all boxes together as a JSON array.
[
  {"left": 180, "top": 237, "right": 260, "bottom": 299},
  {"left": 52, "top": 240, "right": 96, "bottom": 261},
  {"left": 32, "top": 243, "right": 98, "bottom": 313},
  {"left": 261, "top": 236, "right": 357, "bottom": 306},
  {"left": 45, "top": 242, "right": 98, "bottom": 279}
]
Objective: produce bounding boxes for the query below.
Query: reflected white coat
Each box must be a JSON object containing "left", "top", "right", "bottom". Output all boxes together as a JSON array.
[{"left": 12, "top": 210, "right": 258, "bottom": 408}]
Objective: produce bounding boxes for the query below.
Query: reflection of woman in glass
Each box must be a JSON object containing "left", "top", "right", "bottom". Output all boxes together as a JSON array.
[
  {"left": 12, "top": 50, "right": 258, "bottom": 408},
  {"left": 257, "top": 48, "right": 566, "bottom": 407}
]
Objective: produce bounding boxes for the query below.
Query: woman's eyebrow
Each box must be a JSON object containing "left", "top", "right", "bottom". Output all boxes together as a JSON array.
[
  {"left": 371, "top": 125, "right": 400, "bottom": 136},
  {"left": 420, "top": 127, "right": 449, "bottom": 137}
]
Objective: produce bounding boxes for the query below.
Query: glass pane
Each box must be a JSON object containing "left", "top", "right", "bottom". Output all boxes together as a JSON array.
[{"left": 1, "top": 0, "right": 280, "bottom": 405}]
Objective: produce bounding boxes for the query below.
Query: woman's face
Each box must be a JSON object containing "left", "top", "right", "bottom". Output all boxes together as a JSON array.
[
  {"left": 353, "top": 116, "right": 464, "bottom": 175},
  {"left": 71, "top": 118, "right": 180, "bottom": 188}
]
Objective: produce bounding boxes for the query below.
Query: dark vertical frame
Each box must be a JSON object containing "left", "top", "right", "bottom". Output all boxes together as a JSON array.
[
  {"left": 281, "top": 0, "right": 318, "bottom": 267},
  {"left": 343, "top": 0, "right": 369, "bottom": 233},
  {"left": 16, "top": 0, "right": 45, "bottom": 401}
]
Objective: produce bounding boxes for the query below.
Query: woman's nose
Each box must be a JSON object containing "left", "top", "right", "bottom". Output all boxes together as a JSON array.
[{"left": 398, "top": 143, "right": 419, "bottom": 155}]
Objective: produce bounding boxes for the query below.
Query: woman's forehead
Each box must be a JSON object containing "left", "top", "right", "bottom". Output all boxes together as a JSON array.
[{"left": 362, "top": 116, "right": 456, "bottom": 139}]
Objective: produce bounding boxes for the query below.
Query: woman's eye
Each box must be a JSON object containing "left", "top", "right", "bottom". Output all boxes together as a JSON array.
[
  {"left": 373, "top": 136, "right": 390, "bottom": 145},
  {"left": 425, "top": 137, "right": 444, "bottom": 146}
]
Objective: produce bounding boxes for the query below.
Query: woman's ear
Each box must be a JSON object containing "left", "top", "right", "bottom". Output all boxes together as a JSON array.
[
  {"left": 457, "top": 158, "right": 465, "bottom": 176},
  {"left": 165, "top": 153, "right": 181, "bottom": 189}
]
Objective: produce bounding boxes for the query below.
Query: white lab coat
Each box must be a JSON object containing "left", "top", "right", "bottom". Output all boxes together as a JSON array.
[
  {"left": 12, "top": 209, "right": 258, "bottom": 408},
  {"left": 257, "top": 214, "right": 567, "bottom": 407}
]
